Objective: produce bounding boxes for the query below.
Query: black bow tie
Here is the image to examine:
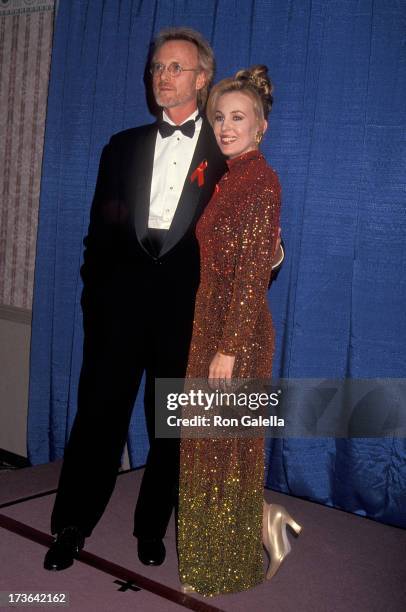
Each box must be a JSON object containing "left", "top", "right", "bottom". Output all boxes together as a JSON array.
[{"left": 158, "top": 116, "right": 200, "bottom": 139}]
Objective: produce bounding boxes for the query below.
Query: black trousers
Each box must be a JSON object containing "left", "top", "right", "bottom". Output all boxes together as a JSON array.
[{"left": 50, "top": 303, "right": 192, "bottom": 540}]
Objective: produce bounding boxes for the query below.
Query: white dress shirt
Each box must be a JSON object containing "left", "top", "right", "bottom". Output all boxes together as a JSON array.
[{"left": 148, "top": 109, "right": 202, "bottom": 230}]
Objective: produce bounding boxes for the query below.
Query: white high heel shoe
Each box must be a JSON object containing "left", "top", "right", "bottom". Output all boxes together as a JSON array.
[{"left": 263, "top": 503, "right": 302, "bottom": 580}]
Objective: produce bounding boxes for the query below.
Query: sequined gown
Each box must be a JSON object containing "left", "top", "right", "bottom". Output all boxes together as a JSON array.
[{"left": 178, "top": 150, "right": 281, "bottom": 596}]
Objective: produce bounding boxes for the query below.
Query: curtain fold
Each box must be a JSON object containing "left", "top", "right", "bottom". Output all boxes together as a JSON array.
[
  {"left": 28, "top": 0, "right": 406, "bottom": 527},
  {"left": 0, "top": 0, "right": 55, "bottom": 308}
]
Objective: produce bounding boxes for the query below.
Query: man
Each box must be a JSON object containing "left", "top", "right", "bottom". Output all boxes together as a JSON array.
[{"left": 44, "top": 27, "right": 283, "bottom": 571}]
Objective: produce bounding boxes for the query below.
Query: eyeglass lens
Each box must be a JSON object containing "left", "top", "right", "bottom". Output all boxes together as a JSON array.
[{"left": 151, "top": 62, "right": 182, "bottom": 75}]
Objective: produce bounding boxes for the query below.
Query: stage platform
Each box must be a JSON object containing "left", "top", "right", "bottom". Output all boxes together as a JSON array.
[{"left": 0, "top": 462, "right": 405, "bottom": 611}]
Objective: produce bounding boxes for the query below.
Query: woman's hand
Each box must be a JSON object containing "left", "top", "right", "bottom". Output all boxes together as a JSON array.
[
  {"left": 274, "top": 227, "right": 281, "bottom": 257},
  {"left": 208, "top": 352, "right": 236, "bottom": 389}
]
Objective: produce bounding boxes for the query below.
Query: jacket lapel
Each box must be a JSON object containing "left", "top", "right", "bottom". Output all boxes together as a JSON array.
[{"left": 128, "top": 123, "right": 158, "bottom": 253}]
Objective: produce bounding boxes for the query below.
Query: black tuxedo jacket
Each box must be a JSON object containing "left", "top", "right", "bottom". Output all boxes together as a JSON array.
[{"left": 80, "top": 118, "right": 227, "bottom": 342}]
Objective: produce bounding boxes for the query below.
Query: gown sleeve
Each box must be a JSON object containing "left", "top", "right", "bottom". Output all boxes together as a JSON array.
[{"left": 217, "top": 174, "right": 281, "bottom": 356}]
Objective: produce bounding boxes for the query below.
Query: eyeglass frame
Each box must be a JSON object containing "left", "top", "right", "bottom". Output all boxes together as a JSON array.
[{"left": 149, "top": 61, "right": 202, "bottom": 77}]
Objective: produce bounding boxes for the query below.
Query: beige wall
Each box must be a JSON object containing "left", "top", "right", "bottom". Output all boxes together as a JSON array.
[
  {"left": 0, "top": 305, "right": 131, "bottom": 469},
  {"left": 0, "top": 305, "right": 31, "bottom": 457}
]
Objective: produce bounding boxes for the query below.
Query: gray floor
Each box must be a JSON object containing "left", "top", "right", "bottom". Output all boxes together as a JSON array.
[{"left": 1, "top": 462, "right": 405, "bottom": 611}]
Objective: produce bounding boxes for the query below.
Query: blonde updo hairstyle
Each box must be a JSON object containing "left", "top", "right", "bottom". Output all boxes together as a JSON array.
[{"left": 206, "top": 65, "right": 273, "bottom": 127}]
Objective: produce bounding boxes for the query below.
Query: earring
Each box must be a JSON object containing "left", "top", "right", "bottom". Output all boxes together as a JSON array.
[{"left": 256, "top": 131, "right": 263, "bottom": 144}]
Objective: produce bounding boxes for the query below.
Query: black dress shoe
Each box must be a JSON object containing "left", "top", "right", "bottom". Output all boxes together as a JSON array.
[
  {"left": 137, "top": 538, "right": 166, "bottom": 566},
  {"left": 44, "top": 526, "right": 85, "bottom": 571}
]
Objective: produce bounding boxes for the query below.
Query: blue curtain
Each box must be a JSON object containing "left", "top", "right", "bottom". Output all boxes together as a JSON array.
[{"left": 28, "top": 0, "right": 406, "bottom": 527}]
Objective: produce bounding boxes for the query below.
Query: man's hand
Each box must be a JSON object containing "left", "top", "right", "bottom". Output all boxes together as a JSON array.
[{"left": 208, "top": 352, "right": 235, "bottom": 389}]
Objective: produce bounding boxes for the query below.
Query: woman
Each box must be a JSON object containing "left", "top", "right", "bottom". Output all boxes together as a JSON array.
[{"left": 178, "top": 66, "right": 301, "bottom": 596}]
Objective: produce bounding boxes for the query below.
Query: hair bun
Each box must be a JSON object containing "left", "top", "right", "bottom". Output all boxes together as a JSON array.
[{"left": 235, "top": 65, "right": 273, "bottom": 114}]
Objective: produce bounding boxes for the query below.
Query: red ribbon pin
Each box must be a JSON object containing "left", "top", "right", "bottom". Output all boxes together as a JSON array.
[{"left": 190, "top": 160, "right": 208, "bottom": 187}]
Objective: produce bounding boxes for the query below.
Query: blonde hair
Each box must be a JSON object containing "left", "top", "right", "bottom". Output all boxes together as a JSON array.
[
  {"left": 152, "top": 27, "right": 215, "bottom": 108},
  {"left": 206, "top": 65, "right": 273, "bottom": 125}
]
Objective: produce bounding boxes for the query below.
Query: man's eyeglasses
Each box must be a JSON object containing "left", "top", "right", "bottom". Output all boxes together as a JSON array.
[{"left": 149, "top": 62, "right": 201, "bottom": 77}]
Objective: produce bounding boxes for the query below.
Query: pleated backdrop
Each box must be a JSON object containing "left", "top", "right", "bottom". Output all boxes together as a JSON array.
[
  {"left": 0, "top": 0, "right": 55, "bottom": 308},
  {"left": 28, "top": 0, "right": 406, "bottom": 527}
]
